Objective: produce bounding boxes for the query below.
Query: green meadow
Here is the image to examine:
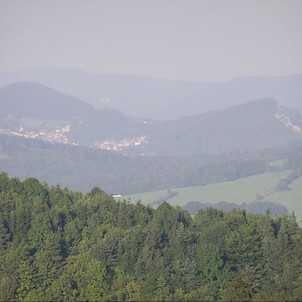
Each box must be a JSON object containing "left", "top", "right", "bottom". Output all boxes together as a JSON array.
[{"left": 124, "top": 170, "right": 302, "bottom": 222}]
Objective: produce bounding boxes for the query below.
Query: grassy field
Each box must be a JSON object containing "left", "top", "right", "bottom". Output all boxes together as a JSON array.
[
  {"left": 265, "top": 177, "right": 302, "bottom": 221},
  {"left": 125, "top": 170, "right": 291, "bottom": 205},
  {"left": 123, "top": 170, "right": 302, "bottom": 222}
]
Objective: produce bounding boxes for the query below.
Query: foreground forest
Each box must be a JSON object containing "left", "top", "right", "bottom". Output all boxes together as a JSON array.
[{"left": 0, "top": 173, "right": 302, "bottom": 301}]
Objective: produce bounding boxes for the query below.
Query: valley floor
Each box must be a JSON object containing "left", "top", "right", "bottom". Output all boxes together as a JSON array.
[{"left": 124, "top": 170, "right": 302, "bottom": 223}]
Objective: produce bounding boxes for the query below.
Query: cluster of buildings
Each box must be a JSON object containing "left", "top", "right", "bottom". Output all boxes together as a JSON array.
[
  {"left": 95, "top": 136, "right": 148, "bottom": 152},
  {"left": 3, "top": 124, "right": 148, "bottom": 152},
  {"left": 12, "top": 124, "right": 77, "bottom": 145}
]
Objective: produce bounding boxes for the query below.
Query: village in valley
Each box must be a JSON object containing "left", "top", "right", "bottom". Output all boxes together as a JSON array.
[{"left": 1, "top": 124, "right": 148, "bottom": 153}]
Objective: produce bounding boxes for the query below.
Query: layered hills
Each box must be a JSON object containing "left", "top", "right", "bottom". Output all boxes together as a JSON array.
[
  {"left": 0, "top": 69, "right": 301, "bottom": 119},
  {"left": 150, "top": 98, "right": 302, "bottom": 155},
  {"left": 0, "top": 82, "right": 301, "bottom": 156},
  {"left": 0, "top": 82, "right": 94, "bottom": 120},
  {"left": 1, "top": 81, "right": 302, "bottom": 220}
]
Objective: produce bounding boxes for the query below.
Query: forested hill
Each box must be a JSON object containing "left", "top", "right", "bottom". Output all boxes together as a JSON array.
[{"left": 1, "top": 173, "right": 302, "bottom": 301}]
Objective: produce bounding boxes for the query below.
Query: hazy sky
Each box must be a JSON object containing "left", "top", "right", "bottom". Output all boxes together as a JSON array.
[{"left": 0, "top": 0, "right": 301, "bottom": 83}]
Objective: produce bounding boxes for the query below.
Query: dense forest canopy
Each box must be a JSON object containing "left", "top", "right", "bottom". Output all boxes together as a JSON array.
[{"left": 0, "top": 172, "right": 302, "bottom": 301}]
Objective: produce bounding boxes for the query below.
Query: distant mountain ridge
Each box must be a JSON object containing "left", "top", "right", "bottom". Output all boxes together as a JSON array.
[
  {"left": 149, "top": 98, "right": 302, "bottom": 155},
  {"left": 0, "top": 82, "right": 301, "bottom": 156},
  {"left": 0, "top": 82, "right": 94, "bottom": 120},
  {"left": 0, "top": 69, "right": 301, "bottom": 119}
]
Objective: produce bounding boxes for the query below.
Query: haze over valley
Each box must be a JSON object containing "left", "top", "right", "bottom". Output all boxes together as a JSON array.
[
  {"left": 1, "top": 1, "right": 302, "bottom": 300},
  {"left": 0, "top": 77, "right": 302, "bottom": 221}
]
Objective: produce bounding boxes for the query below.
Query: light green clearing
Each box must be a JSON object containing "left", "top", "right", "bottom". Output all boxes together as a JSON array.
[
  {"left": 268, "top": 158, "right": 288, "bottom": 167},
  {"left": 265, "top": 177, "right": 302, "bottom": 222},
  {"left": 128, "top": 170, "right": 302, "bottom": 215},
  {"left": 167, "top": 170, "right": 292, "bottom": 206},
  {"left": 126, "top": 170, "right": 292, "bottom": 206},
  {"left": 122, "top": 170, "right": 302, "bottom": 222}
]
